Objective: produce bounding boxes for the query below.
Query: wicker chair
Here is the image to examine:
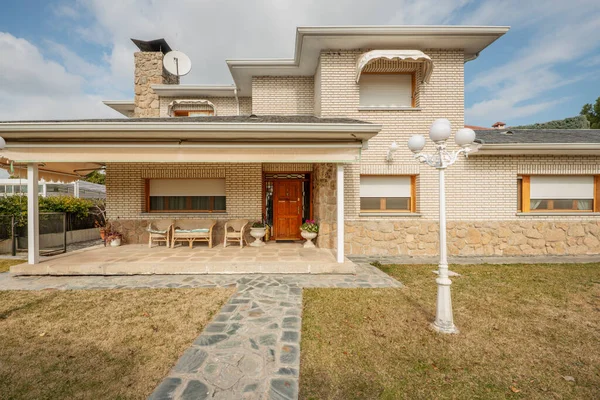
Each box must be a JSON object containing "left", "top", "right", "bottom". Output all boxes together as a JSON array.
[
  {"left": 223, "top": 219, "right": 249, "bottom": 248},
  {"left": 171, "top": 219, "right": 216, "bottom": 248},
  {"left": 147, "top": 220, "right": 174, "bottom": 248}
]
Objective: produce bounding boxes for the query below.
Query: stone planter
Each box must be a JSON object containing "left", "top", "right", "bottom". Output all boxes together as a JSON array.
[
  {"left": 301, "top": 230, "right": 318, "bottom": 248},
  {"left": 250, "top": 227, "right": 266, "bottom": 247},
  {"left": 109, "top": 237, "right": 122, "bottom": 247}
]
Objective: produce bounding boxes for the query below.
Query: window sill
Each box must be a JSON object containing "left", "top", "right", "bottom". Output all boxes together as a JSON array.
[
  {"left": 359, "top": 212, "right": 422, "bottom": 217},
  {"left": 517, "top": 212, "right": 600, "bottom": 217},
  {"left": 358, "top": 107, "right": 422, "bottom": 111}
]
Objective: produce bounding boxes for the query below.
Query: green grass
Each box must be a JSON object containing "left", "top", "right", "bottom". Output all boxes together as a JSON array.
[
  {"left": 300, "top": 263, "right": 600, "bottom": 399},
  {"left": 0, "top": 259, "right": 25, "bottom": 273}
]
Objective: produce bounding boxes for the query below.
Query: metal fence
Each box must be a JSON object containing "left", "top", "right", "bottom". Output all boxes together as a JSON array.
[{"left": 0, "top": 209, "right": 102, "bottom": 256}]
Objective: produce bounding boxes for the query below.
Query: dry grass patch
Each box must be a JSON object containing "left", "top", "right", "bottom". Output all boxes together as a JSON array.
[
  {"left": 0, "top": 259, "right": 25, "bottom": 273},
  {"left": 300, "top": 263, "right": 600, "bottom": 399},
  {"left": 0, "top": 287, "right": 234, "bottom": 399}
]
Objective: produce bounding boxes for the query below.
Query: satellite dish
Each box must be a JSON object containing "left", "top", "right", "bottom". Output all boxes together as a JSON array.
[{"left": 163, "top": 50, "right": 192, "bottom": 76}]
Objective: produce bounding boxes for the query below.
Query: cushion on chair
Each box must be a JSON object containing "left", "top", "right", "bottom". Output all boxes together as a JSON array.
[
  {"left": 148, "top": 229, "right": 168, "bottom": 234},
  {"left": 175, "top": 228, "right": 210, "bottom": 233}
]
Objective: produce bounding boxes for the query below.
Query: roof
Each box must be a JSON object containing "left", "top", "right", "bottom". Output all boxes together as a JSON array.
[
  {"left": 227, "top": 25, "right": 510, "bottom": 95},
  {"left": 491, "top": 121, "right": 506, "bottom": 127},
  {"left": 474, "top": 129, "right": 600, "bottom": 144},
  {"left": 0, "top": 115, "right": 371, "bottom": 125},
  {"left": 102, "top": 100, "right": 134, "bottom": 116}
]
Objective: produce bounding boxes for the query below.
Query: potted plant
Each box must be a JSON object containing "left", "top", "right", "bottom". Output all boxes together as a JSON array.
[
  {"left": 106, "top": 231, "right": 123, "bottom": 247},
  {"left": 249, "top": 221, "right": 267, "bottom": 247},
  {"left": 300, "top": 220, "right": 319, "bottom": 248}
]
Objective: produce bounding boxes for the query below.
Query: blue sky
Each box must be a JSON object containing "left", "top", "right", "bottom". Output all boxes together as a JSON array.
[{"left": 0, "top": 0, "right": 599, "bottom": 127}]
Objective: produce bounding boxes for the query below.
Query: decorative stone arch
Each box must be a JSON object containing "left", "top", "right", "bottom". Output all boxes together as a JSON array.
[{"left": 355, "top": 50, "right": 433, "bottom": 83}]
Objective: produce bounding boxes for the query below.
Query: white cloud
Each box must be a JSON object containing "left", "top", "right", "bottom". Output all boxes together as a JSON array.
[
  {"left": 464, "top": 0, "right": 600, "bottom": 125},
  {"left": 0, "top": 32, "right": 119, "bottom": 120}
]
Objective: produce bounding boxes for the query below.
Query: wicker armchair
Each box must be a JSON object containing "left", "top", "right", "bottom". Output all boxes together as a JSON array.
[
  {"left": 147, "top": 220, "right": 174, "bottom": 248},
  {"left": 223, "top": 219, "right": 249, "bottom": 248}
]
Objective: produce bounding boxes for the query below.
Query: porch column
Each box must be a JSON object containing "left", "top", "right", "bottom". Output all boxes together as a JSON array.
[
  {"left": 27, "top": 163, "right": 40, "bottom": 264},
  {"left": 336, "top": 164, "right": 344, "bottom": 263}
]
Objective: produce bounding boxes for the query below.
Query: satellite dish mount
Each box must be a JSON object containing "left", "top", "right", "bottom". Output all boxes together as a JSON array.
[{"left": 163, "top": 50, "right": 192, "bottom": 77}]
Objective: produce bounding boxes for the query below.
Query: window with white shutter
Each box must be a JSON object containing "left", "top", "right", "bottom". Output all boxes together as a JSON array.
[
  {"left": 359, "top": 73, "right": 414, "bottom": 108},
  {"left": 360, "top": 175, "right": 416, "bottom": 212},
  {"left": 146, "top": 179, "right": 226, "bottom": 212}
]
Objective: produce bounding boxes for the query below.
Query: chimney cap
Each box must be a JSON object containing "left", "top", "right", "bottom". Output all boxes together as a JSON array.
[{"left": 131, "top": 38, "right": 172, "bottom": 54}]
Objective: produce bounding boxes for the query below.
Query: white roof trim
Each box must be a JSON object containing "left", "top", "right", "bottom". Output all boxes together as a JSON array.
[
  {"left": 152, "top": 84, "right": 237, "bottom": 98},
  {"left": 355, "top": 50, "right": 433, "bottom": 83},
  {"left": 227, "top": 25, "right": 510, "bottom": 95},
  {"left": 102, "top": 100, "right": 134, "bottom": 117}
]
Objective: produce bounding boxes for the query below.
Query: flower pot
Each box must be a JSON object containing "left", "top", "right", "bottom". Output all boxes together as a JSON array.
[
  {"left": 109, "top": 238, "right": 121, "bottom": 247},
  {"left": 250, "top": 227, "right": 266, "bottom": 247},
  {"left": 99, "top": 229, "right": 107, "bottom": 240},
  {"left": 301, "top": 230, "right": 317, "bottom": 248}
]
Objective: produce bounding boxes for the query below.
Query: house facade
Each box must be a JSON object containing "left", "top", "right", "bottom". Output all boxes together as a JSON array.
[{"left": 2, "top": 26, "right": 600, "bottom": 268}]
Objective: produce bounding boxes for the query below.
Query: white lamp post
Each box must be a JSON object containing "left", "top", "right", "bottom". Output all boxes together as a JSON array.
[{"left": 407, "top": 120, "right": 479, "bottom": 334}]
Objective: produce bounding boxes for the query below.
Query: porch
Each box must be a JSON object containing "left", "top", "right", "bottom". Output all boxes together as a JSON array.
[{"left": 10, "top": 241, "right": 356, "bottom": 275}]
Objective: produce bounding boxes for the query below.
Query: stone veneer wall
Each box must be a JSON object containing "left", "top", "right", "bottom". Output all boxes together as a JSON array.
[
  {"left": 159, "top": 96, "right": 252, "bottom": 117},
  {"left": 252, "top": 76, "right": 314, "bottom": 115},
  {"left": 134, "top": 52, "right": 178, "bottom": 118}
]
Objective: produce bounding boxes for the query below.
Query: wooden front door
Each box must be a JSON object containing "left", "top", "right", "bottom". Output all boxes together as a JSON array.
[{"left": 273, "top": 180, "right": 302, "bottom": 240}]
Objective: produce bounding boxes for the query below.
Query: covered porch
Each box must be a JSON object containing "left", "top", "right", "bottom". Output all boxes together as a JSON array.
[
  {"left": 10, "top": 241, "right": 356, "bottom": 275},
  {"left": 0, "top": 116, "right": 381, "bottom": 274}
]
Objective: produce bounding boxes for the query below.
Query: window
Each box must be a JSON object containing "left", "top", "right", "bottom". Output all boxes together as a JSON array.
[
  {"left": 519, "top": 175, "right": 600, "bottom": 212},
  {"left": 146, "top": 179, "right": 226, "bottom": 213},
  {"left": 173, "top": 110, "right": 214, "bottom": 117},
  {"left": 359, "top": 73, "right": 415, "bottom": 108},
  {"left": 360, "top": 175, "right": 416, "bottom": 213}
]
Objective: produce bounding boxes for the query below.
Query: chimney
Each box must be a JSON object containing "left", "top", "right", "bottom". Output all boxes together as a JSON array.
[
  {"left": 131, "top": 38, "right": 179, "bottom": 118},
  {"left": 492, "top": 121, "right": 506, "bottom": 129}
]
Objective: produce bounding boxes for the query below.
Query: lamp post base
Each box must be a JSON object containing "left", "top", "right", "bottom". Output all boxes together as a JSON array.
[{"left": 430, "top": 321, "right": 459, "bottom": 334}]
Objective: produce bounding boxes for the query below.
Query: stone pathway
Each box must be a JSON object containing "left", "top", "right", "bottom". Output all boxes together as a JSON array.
[{"left": 0, "top": 264, "right": 401, "bottom": 399}]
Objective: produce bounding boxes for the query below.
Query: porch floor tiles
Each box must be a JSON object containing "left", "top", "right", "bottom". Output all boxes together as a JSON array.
[{"left": 10, "top": 242, "right": 356, "bottom": 276}]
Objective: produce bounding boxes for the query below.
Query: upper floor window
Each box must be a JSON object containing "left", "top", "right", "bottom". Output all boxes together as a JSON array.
[
  {"left": 360, "top": 175, "right": 416, "bottom": 213},
  {"left": 359, "top": 73, "right": 414, "bottom": 108},
  {"left": 518, "top": 175, "right": 600, "bottom": 212},
  {"left": 173, "top": 110, "right": 214, "bottom": 117}
]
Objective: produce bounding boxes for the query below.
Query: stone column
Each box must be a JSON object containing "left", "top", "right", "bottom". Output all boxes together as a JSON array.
[{"left": 134, "top": 52, "right": 179, "bottom": 118}]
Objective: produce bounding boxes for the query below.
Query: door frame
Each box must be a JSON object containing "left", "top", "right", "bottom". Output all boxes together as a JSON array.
[{"left": 262, "top": 172, "right": 313, "bottom": 240}]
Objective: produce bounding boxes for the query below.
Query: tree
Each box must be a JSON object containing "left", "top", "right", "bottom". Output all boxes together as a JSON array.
[
  {"left": 82, "top": 170, "right": 106, "bottom": 185},
  {"left": 580, "top": 96, "right": 600, "bottom": 129},
  {"left": 511, "top": 115, "right": 590, "bottom": 129}
]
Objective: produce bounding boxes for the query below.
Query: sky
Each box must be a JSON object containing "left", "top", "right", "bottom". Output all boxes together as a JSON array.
[{"left": 0, "top": 0, "right": 599, "bottom": 127}]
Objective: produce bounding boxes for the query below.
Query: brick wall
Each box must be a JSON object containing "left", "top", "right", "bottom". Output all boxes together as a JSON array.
[
  {"left": 252, "top": 76, "right": 314, "bottom": 115},
  {"left": 159, "top": 96, "right": 252, "bottom": 117}
]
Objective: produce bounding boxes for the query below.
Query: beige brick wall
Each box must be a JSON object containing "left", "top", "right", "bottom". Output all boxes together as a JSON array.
[
  {"left": 159, "top": 96, "right": 252, "bottom": 117},
  {"left": 252, "top": 76, "right": 314, "bottom": 115},
  {"left": 106, "top": 163, "right": 262, "bottom": 221}
]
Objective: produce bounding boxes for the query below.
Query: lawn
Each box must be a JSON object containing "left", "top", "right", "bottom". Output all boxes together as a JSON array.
[
  {"left": 0, "top": 288, "right": 234, "bottom": 399},
  {"left": 0, "top": 258, "right": 25, "bottom": 273},
  {"left": 300, "top": 263, "right": 600, "bottom": 399}
]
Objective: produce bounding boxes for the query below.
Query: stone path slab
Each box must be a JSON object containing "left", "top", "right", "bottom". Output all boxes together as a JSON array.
[{"left": 0, "top": 264, "right": 401, "bottom": 399}]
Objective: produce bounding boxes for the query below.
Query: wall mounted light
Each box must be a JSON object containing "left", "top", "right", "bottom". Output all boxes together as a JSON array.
[{"left": 386, "top": 141, "right": 399, "bottom": 161}]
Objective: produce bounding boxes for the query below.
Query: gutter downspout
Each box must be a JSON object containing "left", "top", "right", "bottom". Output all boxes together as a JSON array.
[{"left": 234, "top": 88, "right": 240, "bottom": 116}]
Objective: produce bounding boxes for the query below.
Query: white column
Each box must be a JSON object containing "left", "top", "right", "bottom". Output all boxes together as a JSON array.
[
  {"left": 73, "top": 181, "right": 80, "bottom": 198},
  {"left": 27, "top": 163, "right": 40, "bottom": 265},
  {"left": 432, "top": 168, "right": 457, "bottom": 333},
  {"left": 336, "top": 164, "right": 344, "bottom": 263}
]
